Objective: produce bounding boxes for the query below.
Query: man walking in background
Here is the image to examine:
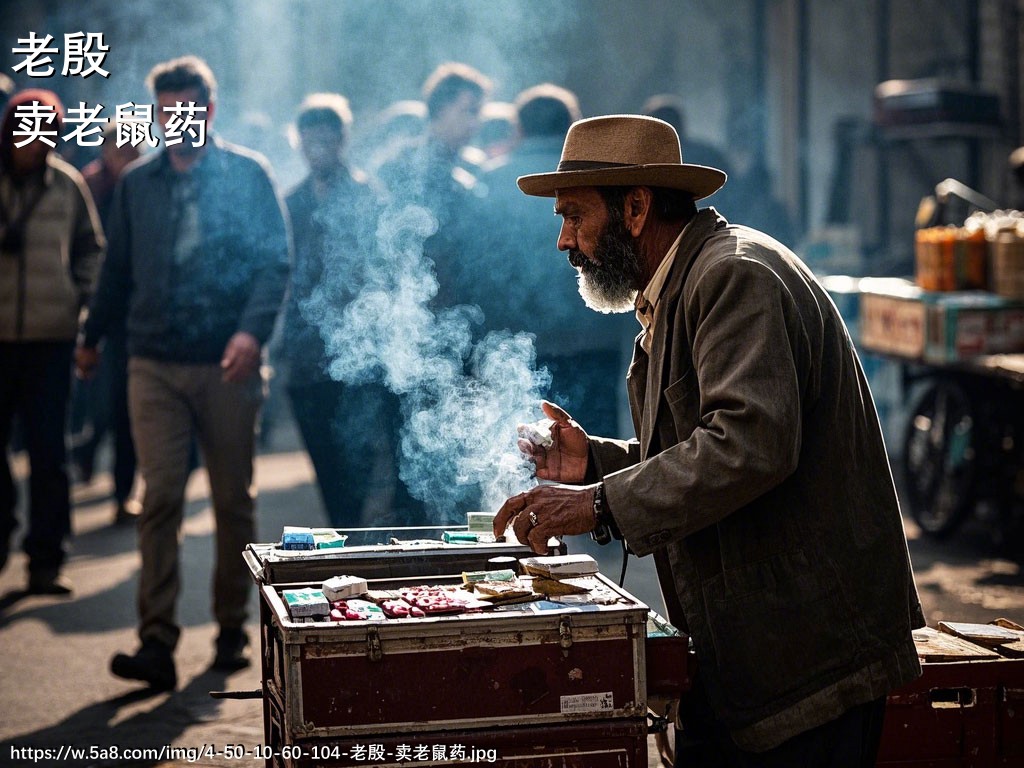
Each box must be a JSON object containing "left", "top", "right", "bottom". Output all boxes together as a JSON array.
[
  {"left": 282, "top": 93, "right": 419, "bottom": 526},
  {"left": 77, "top": 56, "right": 289, "bottom": 690}
]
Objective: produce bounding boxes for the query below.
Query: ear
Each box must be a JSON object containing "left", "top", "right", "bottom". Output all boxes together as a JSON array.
[{"left": 623, "top": 186, "right": 653, "bottom": 238}]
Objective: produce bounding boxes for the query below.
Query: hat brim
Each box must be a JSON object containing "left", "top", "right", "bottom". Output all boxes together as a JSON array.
[{"left": 517, "top": 163, "right": 727, "bottom": 199}]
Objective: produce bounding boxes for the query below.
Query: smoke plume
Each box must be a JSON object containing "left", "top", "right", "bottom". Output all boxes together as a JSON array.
[{"left": 305, "top": 200, "right": 550, "bottom": 523}]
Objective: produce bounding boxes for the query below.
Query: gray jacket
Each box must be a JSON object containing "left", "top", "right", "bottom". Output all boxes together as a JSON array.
[
  {"left": 0, "top": 153, "right": 102, "bottom": 341},
  {"left": 590, "top": 208, "right": 924, "bottom": 751}
]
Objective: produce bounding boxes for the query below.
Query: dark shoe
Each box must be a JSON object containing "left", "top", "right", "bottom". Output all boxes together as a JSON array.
[
  {"left": 27, "top": 569, "right": 73, "bottom": 596},
  {"left": 110, "top": 639, "right": 177, "bottom": 691},
  {"left": 113, "top": 500, "right": 141, "bottom": 526},
  {"left": 0, "top": 525, "right": 13, "bottom": 575},
  {"left": 212, "top": 627, "right": 250, "bottom": 671},
  {"left": 72, "top": 447, "right": 95, "bottom": 485}
]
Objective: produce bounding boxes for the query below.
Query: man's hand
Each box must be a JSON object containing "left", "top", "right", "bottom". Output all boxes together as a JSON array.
[
  {"left": 518, "top": 400, "right": 589, "bottom": 483},
  {"left": 75, "top": 345, "right": 100, "bottom": 380},
  {"left": 492, "top": 483, "right": 598, "bottom": 554},
  {"left": 220, "top": 331, "right": 261, "bottom": 383}
]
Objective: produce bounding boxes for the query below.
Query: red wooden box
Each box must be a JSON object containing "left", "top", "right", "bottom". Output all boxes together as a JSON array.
[
  {"left": 258, "top": 574, "right": 648, "bottom": 741},
  {"left": 877, "top": 628, "right": 1024, "bottom": 767}
]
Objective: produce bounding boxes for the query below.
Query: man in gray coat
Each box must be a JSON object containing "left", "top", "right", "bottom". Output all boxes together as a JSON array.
[{"left": 493, "top": 115, "right": 923, "bottom": 765}]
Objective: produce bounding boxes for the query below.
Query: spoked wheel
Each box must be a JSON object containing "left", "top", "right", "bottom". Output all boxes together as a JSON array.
[{"left": 903, "top": 379, "right": 977, "bottom": 538}]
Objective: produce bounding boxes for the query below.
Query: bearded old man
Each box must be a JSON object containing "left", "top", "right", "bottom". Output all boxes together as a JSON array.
[{"left": 493, "top": 115, "right": 924, "bottom": 766}]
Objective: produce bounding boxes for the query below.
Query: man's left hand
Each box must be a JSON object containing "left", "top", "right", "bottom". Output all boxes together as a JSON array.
[
  {"left": 493, "top": 483, "right": 599, "bottom": 554},
  {"left": 220, "top": 331, "right": 261, "bottom": 383}
]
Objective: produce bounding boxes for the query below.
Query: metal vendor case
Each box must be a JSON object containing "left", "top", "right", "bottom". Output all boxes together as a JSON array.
[
  {"left": 245, "top": 525, "right": 535, "bottom": 584},
  {"left": 244, "top": 530, "right": 687, "bottom": 767}
]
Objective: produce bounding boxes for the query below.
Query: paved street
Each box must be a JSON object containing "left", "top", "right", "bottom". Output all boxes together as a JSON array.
[{"left": 0, "top": 415, "right": 1021, "bottom": 767}]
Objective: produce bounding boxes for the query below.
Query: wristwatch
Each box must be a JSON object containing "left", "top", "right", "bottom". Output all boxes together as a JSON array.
[{"left": 591, "top": 483, "right": 612, "bottom": 545}]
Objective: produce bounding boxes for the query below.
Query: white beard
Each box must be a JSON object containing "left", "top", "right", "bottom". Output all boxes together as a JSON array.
[{"left": 576, "top": 269, "right": 637, "bottom": 314}]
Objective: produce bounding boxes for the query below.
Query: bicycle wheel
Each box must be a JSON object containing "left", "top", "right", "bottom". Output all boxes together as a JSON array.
[{"left": 902, "top": 379, "right": 977, "bottom": 538}]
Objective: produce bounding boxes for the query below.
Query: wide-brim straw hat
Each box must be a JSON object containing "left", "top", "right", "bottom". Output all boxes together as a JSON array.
[{"left": 518, "top": 114, "right": 726, "bottom": 200}]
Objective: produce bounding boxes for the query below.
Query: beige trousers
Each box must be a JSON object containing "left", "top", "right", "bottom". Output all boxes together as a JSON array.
[{"left": 128, "top": 356, "right": 263, "bottom": 649}]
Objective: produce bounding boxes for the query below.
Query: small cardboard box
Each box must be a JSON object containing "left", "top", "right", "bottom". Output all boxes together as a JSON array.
[
  {"left": 922, "top": 291, "right": 1024, "bottom": 363},
  {"left": 859, "top": 279, "right": 1024, "bottom": 362},
  {"left": 858, "top": 278, "right": 927, "bottom": 358}
]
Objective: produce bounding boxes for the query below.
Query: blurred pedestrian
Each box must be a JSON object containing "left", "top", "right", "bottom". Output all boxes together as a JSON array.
[
  {"left": 0, "top": 89, "right": 103, "bottom": 594},
  {"left": 375, "top": 62, "right": 491, "bottom": 225},
  {"left": 469, "top": 100, "right": 518, "bottom": 167},
  {"left": 475, "top": 83, "right": 632, "bottom": 437},
  {"left": 716, "top": 107, "right": 798, "bottom": 247},
  {"left": 642, "top": 93, "right": 733, "bottom": 184},
  {"left": 0, "top": 73, "right": 14, "bottom": 115},
  {"left": 282, "top": 93, "right": 418, "bottom": 527},
  {"left": 77, "top": 56, "right": 289, "bottom": 690},
  {"left": 357, "top": 99, "right": 427, "bottom": 184},
  {"left": 72, "top": 124, "right": 141, "bottom": 525}
]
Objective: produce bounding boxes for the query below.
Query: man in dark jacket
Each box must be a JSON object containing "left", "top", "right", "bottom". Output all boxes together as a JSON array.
[
  {"left": 77, "top": 56, "right": 289, "bottom": 690},
  {"left": 493, "top": 115, "right": 923, "bottom": 765},
  {"left": 281, "top": 93, "right": 419, "bottom": 527}
]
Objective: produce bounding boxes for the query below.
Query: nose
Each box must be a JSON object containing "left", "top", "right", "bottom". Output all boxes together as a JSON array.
[{"left": 557, "top": 220, "right": 575, "bottom": 251}]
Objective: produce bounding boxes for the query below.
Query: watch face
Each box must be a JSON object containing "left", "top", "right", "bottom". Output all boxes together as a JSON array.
[{"left": 591, "top": 523, "right": 612, "bottom": 545}]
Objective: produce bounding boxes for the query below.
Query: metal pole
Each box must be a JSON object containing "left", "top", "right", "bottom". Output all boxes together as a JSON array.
[
  {"left": 796, "top": 0, "right": 811, "bottom": 236},
  {"left": 876, "top": 0, "right": 891, "bottom": 259}
]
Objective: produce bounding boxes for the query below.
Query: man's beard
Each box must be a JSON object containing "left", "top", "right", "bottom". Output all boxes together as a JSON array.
[{"left": 571, "top": 215, "right": 643, "bottom": 314}]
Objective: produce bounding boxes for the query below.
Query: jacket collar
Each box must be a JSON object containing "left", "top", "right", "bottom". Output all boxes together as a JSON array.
[
  {"left": 635, "top": 206, "right": 728, "bottom": 458},
  {"left": 144, "top": 132, "right": 225, "bottom": 178}
]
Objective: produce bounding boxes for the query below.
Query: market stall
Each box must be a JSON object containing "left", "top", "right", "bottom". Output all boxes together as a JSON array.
[
  {"left": 855, "top": 212, "right": 1024, "bottom": 543},
  {"left": 235, "top": 526, "right": 1024, "bottom": 767},
  {"left": 241, "top": 526, "right": 690, "bottom": 768}
]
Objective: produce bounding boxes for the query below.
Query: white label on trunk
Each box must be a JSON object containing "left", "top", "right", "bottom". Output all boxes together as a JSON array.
[{"left": 559, "top": 691, "right": 614, "bottom": 713}]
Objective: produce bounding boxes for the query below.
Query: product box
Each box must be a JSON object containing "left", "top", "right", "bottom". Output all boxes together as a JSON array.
[
  {"left": 922, "top": 291, "right": 1024, "bottom": 363},
  {"left": 520, "top": 554, "right": 600, "bottom": 578},
  {"left": 281, "top": 588, "right": 329, "bottom": 618},
  {"left": 857, "top": 278, "right": 928, "bottom": 358},
  {"left": 858, "top": 279, "right": 1024, "bottom": 362}
]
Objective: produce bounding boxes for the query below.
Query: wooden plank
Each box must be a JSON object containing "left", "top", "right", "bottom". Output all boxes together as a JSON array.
[
  {"left": 990, "top": 617, "right": 1024, "bottom": 658},
  {"left": 913, "top": 626, "right": 1000, "bottom": 661}
]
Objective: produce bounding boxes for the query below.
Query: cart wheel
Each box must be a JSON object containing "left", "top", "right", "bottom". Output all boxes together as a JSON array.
[{"left": 903, "top": 380, "right": 977, "bottom": 538}]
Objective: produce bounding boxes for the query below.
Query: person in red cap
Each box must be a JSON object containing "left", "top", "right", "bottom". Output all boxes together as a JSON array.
[{"left": 0, "top": 88, "right": 104, "bottom": 594}]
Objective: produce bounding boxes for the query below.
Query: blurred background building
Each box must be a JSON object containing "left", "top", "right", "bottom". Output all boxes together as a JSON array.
[{"left": 3, "top": 0, "right": 1020, "bottom": 272}]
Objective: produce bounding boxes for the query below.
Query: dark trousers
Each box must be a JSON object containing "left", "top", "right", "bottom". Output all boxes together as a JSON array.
[
  {"left": 71, "top": 328, "right": 136, "bottom": 503},
  {"left": 288, "top": 380, "right": 422, "bottom": 528},
  {"left": 0, "top": 341, "right": 74, "bottom": 573},
  {"left": 677, "top": 678, "right": 887, "bottom": 768}
]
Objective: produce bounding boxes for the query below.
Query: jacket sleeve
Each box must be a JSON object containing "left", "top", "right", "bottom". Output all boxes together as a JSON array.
[
  {"left": 588, "top": 435, "right": 640, "bottom": 480},
  {"left": 605, "top": 253, "right": 808, "bottom": 556},
  {"left": 69, "top": 172, "right": 104, "bottom": 310},
  {"left": 237, "top": 161, "right": 290, "bottom": 344},
  {"left": 81, "top": 178, "right": 131, "bottom": 347}
]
